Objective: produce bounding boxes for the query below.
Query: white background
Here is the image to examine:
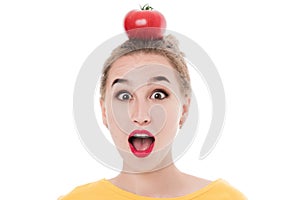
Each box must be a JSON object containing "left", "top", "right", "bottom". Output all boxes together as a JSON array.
[{"left": 1, "top": 0, "right": 299, "bottom": 199}]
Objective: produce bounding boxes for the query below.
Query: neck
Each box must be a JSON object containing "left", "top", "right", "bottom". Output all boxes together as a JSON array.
[
  {"left": 120, "top": 163, "right": 182, "bottom": 182},
  {"left": 110, "top": 163, "right": 187, "bottom": 198}
]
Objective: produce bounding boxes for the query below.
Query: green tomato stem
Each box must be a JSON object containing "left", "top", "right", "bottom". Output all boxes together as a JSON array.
[{"left": 140, "top": 4, "right": 153, "bottom": 10}]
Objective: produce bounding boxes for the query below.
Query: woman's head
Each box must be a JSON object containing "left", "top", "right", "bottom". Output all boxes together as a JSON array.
[{"left": 99, "top": 35, "right": 192, "bottom": 172}]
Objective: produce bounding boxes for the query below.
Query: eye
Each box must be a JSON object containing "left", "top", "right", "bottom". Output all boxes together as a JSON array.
[
  {"left": 150, "top": 90, "right": 168, "bottom": 100},
  {"left": 116, "top": 91, "right": 132, "bottom": 101}
]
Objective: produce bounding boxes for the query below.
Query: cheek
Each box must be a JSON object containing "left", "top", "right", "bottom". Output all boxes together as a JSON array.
[
  {"left": 104, "top": 94, "right": 126, "bottom": 128},
  {"left": 104, "top": 100, "right": 129, "bottom": 148},
  {"left": 153, "top": 101, "right": 181, "bottom": 150},
  {"left": 161, "top": 101, "right": 182, "bottom": 130}
]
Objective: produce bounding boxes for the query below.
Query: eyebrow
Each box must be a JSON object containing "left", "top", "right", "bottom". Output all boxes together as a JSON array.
[
  {"left": 148, "top": 76, "right": 170, "bottom": 83},
  {"left": 111, "top": 78, "right": 129, "bottom": 87},
  {"left": 111, "top": 76, "right": 170, "bottom": 87}
]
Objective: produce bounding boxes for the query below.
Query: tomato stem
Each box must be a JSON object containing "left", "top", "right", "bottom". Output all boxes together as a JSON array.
[{"left": 140, "top": 4, "right": 153, "bottom": 10}]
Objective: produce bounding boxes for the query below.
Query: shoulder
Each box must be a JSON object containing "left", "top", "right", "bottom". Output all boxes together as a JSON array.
[
  {"left": 59, "top": 179, "right": 111, "bottom": 200},
  {"left": 206, "top": 179, "right": 247, "bottom": 199},
  {"left": 179, "top": 173, "right": 246, "bottom": 199}
]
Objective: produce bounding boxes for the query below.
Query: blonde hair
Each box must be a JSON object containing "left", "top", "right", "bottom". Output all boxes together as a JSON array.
[{"left": 100, "top": 34, "right": 191, "bottom": 99}]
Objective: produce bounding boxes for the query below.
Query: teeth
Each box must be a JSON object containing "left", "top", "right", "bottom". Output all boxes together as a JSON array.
[{"left": 133, "top": 133, "right": 150, "bottom": 138}]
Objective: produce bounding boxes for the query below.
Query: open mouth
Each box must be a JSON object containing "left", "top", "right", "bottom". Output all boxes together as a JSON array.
[{"left": 128, "top": 130, "right": 155, "bottom": 158}]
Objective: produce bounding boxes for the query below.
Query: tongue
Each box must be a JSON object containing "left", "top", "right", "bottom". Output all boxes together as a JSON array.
[{"left": 133, "top": 138, "right": 153, "bottom": 151}]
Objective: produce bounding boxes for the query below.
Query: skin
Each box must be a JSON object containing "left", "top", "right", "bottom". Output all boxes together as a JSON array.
[{"left": 100, "top": 53, "right": 211, "bottom": 198}]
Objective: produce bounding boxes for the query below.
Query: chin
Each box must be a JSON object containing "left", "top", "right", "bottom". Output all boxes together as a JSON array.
[{"left": 120, "top": 145, "right": 173, "bottom": 173}]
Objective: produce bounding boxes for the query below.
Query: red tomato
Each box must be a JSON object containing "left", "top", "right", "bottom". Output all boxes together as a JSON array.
[{"left": 124, "top": 5, "right": 166, "bottom": 39}]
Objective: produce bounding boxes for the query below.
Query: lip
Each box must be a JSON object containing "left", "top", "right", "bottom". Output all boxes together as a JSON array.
[{"left": 128, "top": 130, "right": 155, "bottom": 158}]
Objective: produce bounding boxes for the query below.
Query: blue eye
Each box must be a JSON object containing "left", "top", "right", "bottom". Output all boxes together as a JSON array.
[
  {"left": 150, "top": 90, "right": 168, "bottom": 100},
  {"left": 116, "top": 91, "right": 132, "bottom": 101}
]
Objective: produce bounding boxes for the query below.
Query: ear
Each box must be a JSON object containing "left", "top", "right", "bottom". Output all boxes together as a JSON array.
[
  {"left": 179, "top": 97, "right": 191, "bottom": 129},
  {"left": 100, "top": 98, "right": 108, "bottom": 128}
]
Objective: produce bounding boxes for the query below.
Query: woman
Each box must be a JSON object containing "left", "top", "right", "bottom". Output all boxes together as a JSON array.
[{"left": 61, "top": 35, "right": 246, "bottom": 199}]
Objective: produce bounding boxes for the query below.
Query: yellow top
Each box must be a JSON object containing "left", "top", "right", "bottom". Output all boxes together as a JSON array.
[{"left": 60, "top": 179, "right": 246, "bottom": 200}]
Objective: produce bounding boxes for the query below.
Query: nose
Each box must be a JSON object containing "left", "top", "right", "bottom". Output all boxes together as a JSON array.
[{"left": 130, "top": 99, "right": 151, "bottom": 126}]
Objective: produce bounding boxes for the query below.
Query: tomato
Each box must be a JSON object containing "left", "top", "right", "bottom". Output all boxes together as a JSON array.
[{"left": 124, "top": 4, "right": 166, "bottom": 39}]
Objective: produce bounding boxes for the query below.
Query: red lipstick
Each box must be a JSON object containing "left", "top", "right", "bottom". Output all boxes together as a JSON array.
[{"left": 128, "top": 130, "right": 155, "bottom": 158}]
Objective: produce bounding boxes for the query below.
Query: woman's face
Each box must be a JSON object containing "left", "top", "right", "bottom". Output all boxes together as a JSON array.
[{"left": 100, "top": 53, "right": 190, "bottom": 173}]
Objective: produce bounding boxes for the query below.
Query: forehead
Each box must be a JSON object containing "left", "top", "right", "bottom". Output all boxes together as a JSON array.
[{"left": 108, "top": 53, "right": 174, "bottom": 80}]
